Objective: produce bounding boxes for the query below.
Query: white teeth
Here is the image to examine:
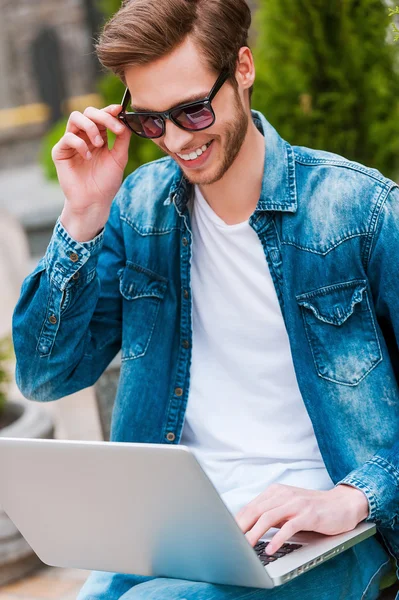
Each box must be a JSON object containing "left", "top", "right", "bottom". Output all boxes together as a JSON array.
[{"left": 177, "top": 141, "right": 211, "bottom": 161}]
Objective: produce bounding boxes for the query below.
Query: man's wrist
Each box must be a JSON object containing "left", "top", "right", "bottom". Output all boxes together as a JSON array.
[
  {"left": 335, "top": 484, "right": 370, "bottom": 522},
  {"left": 60, "top": 208, "right": 106, "bottom": 243}
]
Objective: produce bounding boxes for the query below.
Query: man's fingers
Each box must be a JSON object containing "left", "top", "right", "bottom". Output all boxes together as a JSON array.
[
  {"left": 102, "top": 104, "right": 123, "bottom": 115},
  {"left": 110, "top": 124, "right": 132, "bottom": 168},
  {"left": 66, "top": 106, "right": 124, "bottom": 144},
  {"left": 235, "top": 496, "right": 284, "bottom": 532},
  {"left": 235, "top": 484, "right": 293, "bottom": 526},
  {"left": 52, "top": 132, "right": 92, "bottom": 162},
  {"left": 236, "top": 504, "right": 265, "bottom": 534},
  {"left": 61, "top": 104, "right": 130, "bottom": 168},
  {"left": 265, "top": 517, "right": 304, "bottom": 555},
  {"left": 83, "top": 106, "right": 125, "bottom": 136},
  {"left": 245, "top": 506, "right": 290, "bottom": 547},
  {"left": 66, "top": 111, "right": 106, "bottom": 147}
]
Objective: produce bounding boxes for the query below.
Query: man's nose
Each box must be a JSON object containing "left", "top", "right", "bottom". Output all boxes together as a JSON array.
[{"left": 163, "top": 119, "right": 195, "bottom": 155}]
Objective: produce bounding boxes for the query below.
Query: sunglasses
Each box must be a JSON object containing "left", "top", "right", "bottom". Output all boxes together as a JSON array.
[{"left": 117, "top": 69, "right": 230, "bottom": 139}]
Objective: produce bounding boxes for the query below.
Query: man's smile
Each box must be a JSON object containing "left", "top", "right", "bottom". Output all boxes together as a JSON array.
[{"left": 175, "top": 139, "right": 215, "bottom": 168}]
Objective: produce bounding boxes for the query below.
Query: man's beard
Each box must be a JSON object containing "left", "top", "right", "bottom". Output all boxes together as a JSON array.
[{"left": 179, "top": 92, "right": 249, "bottom": 186}]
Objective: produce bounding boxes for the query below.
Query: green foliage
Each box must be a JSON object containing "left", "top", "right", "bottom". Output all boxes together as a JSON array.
[
  {"left": 252, "top": 0, "right": 399, "bottom": 180},
  {"left": 96, "top": 0, "right": 121, "bottom": 17},
  {"left": 0, "top": 336, "right": 13, "bottom": 416},
  {"left": 389, "top": 6, "right": 399, "bottom": 41}
]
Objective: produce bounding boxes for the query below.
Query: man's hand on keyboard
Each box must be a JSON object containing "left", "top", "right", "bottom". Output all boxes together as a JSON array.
[{"left": 234, "top": 483, "right": 369, "bottom": 556}]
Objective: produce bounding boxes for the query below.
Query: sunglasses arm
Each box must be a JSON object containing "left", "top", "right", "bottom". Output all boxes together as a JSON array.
[{"left": 120, "top": 88, "right": 131, "bottom": 114}]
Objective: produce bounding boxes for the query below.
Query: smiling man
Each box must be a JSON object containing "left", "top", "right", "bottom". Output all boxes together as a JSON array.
[{"left": 12, "top": 0, "right": 399, "bottom": 599}]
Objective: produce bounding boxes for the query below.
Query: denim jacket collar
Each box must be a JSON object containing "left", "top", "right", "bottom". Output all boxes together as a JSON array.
[
  {"left": 253, "top": 110, "right": 298, "bottom": 214},
  {"left": 169, "top": 109, "right": 298, "bottom": 216}
]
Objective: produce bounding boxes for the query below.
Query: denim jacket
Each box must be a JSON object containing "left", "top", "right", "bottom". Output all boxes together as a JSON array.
[{"left": 12, "top": 110, "right": 399, "bottom": 573}]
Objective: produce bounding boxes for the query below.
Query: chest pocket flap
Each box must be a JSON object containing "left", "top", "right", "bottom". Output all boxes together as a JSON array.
[
  {"left": 296, "top": 280, "right": 367, "bottom": 326},
  {"left": 296, "top": 279, "right": 382, "bottom": 385},
  {"left": 118, "top": 262, "right": 167, "bottom": 301}
]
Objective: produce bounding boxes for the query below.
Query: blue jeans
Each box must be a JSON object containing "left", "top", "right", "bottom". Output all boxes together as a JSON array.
[{"left": 77, "top": 536, "right": 393, "bottom": 600}]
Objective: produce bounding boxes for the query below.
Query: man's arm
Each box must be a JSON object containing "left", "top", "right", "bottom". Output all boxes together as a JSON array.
[
  {"left": 335, "top": 183, "right": 399, "bottom": 528},
  {"left": 12, "top": 185, "right": 127, "bottom": 402}
]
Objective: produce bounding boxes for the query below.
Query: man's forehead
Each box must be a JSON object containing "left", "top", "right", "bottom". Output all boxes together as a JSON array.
[
  {"left": 128, "top": 86, "right": 213, "bottom": 113},
  {"left": 124, "top": 48, "right": 216, "bottom": 113}
]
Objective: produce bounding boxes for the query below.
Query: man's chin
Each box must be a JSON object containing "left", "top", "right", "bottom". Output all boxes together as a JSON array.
[
  {"left": 181, "top": 168, "right": 224, "bottom": 186},
  {"left": 177, "top": 157, "right": 227, "bottom": 186}
]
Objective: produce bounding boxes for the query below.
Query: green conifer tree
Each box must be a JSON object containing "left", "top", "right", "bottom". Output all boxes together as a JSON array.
[{"left": 252, "top": 0, "right": 399, "bottom": 180}]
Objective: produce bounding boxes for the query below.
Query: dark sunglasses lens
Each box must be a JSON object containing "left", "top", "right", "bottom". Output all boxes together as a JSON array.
[
  {"left": 125, "top": 114, "right": 164, "bottom": 138},
  {"left": 172, "top": 103, "right": 214, "bottom": 130}
]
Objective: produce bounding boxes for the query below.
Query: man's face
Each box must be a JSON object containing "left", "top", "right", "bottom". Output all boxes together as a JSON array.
[{"left": 124, "top": 37, "right": 249, "bottom": 185}]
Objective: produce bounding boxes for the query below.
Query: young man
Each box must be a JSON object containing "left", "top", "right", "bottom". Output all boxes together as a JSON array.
[{"left": 12, "top": 0, "right": 399, "bottom": 598}]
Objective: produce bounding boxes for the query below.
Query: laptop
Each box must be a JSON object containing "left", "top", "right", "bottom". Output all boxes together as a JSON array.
[{"left": 0, "top": 438, "right": 376, "bottom": 588}]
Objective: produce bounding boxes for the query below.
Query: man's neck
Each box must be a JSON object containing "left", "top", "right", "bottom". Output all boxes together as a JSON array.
[{"left": 198, "top": 121, "right": 265, "bottom": 225}]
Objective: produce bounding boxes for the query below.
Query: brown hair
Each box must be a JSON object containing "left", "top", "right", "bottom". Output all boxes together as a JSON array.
[{"left": 95, "top": 0, "right": 253, "bottom": 100}]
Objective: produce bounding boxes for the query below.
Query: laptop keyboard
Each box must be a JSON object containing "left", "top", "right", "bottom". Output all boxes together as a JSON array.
[{"left": 254, "top": 541, "right": 303, "bottom": 566}]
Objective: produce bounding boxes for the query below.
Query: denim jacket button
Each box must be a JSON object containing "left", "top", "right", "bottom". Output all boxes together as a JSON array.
[
  {"left": 182, "top": 340, "right": 190, "bottom": 349},
  {"left": 72, "top": 272, "right": 80, "bottom": 280},
  {"left": 166, "top": 432, "right": 176, "bottom": 442},
  {"left": 48, "top": 315, "right": 57, "bottom": 324},
  {"left": 182, "top": 237, "right": 188, "bottom": 246},
  {"left": 183, "top": 289, "right": 189, "bottom": 299},
  {"left": 69, "top": 252, "right": 79, "bottom": 262},
  {"left": 175, "top": 387, "right": 183, "bottom": 397}
]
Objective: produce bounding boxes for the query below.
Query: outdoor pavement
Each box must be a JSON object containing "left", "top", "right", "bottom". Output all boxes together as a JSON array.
[
  {"left": 0, "top": 566, "right": 90, "bottom": 600},
  {"left": 0, "top": 164, "right": 64, "bottom": 225}
]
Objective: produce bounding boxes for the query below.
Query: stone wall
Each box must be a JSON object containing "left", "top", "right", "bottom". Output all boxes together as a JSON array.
[
  {"left": 1, "top": 0, "right": 95, "bottom": 111},
  {"left": 0, "top": 0, "right": 98, "bottom": 166}
]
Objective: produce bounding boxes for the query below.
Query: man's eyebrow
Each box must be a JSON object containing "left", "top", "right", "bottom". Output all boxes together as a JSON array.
[{"left": 130, "top": 91, "right": 209, "bottom": 113}]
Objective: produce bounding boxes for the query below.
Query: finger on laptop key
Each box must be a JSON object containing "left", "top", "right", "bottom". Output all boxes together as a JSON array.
[
  {"left": 264, "top": 519, "right": 302, "bottom": 555},
  {"left": 265, "top": 542, "right": 275, "bottom": 555}
]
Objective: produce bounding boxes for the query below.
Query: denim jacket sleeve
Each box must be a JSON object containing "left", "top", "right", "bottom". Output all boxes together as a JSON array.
[
  {"left": 335, "top": 183, "right": 399, "bottom": 530},
  {"left": 12, "top": 185, "right": 127, "bottom": 401}
]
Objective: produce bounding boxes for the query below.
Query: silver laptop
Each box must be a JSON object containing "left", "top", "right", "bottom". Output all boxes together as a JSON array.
[{"left": 0, "top": 438, "right": 376, "bottom": 588}]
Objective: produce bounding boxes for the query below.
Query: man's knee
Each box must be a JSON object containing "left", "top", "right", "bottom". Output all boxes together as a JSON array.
[
  {"left": 118, "top": 578, "right": 261, "bottom": 600},
  {"left": 76, "top": 571, "right": 155, "bottom": 600}
]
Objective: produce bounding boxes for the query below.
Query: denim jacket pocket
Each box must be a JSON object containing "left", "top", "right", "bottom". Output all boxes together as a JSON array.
[
  {"left": 296, "top": 279, "right": 382, "bottom": 386},
  {"left": 118, "top": 261, "right": 168, "bottom": 361}
]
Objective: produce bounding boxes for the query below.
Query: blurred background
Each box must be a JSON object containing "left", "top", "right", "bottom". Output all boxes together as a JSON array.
[{"left": 1, "top": 0, "right": 399, "bottom": 597}]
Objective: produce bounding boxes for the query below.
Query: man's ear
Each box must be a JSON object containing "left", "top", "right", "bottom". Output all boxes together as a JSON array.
[{"left": 235, "top": 46, "right": 255, "bottom": 93}]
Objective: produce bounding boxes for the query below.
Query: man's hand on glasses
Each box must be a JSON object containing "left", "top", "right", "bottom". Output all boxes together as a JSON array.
[{"left": 52, "top": 104, "right": 131, "bottom": 242}]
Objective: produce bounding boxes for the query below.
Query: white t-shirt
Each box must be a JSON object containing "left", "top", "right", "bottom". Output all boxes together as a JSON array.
[{"left": 181, "top": 185, "right": 334, "bottom": 517}]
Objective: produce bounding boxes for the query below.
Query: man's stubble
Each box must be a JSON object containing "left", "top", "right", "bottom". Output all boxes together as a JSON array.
[{"left": 179, "top": 90, "right": 249, "bottom": 186}]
